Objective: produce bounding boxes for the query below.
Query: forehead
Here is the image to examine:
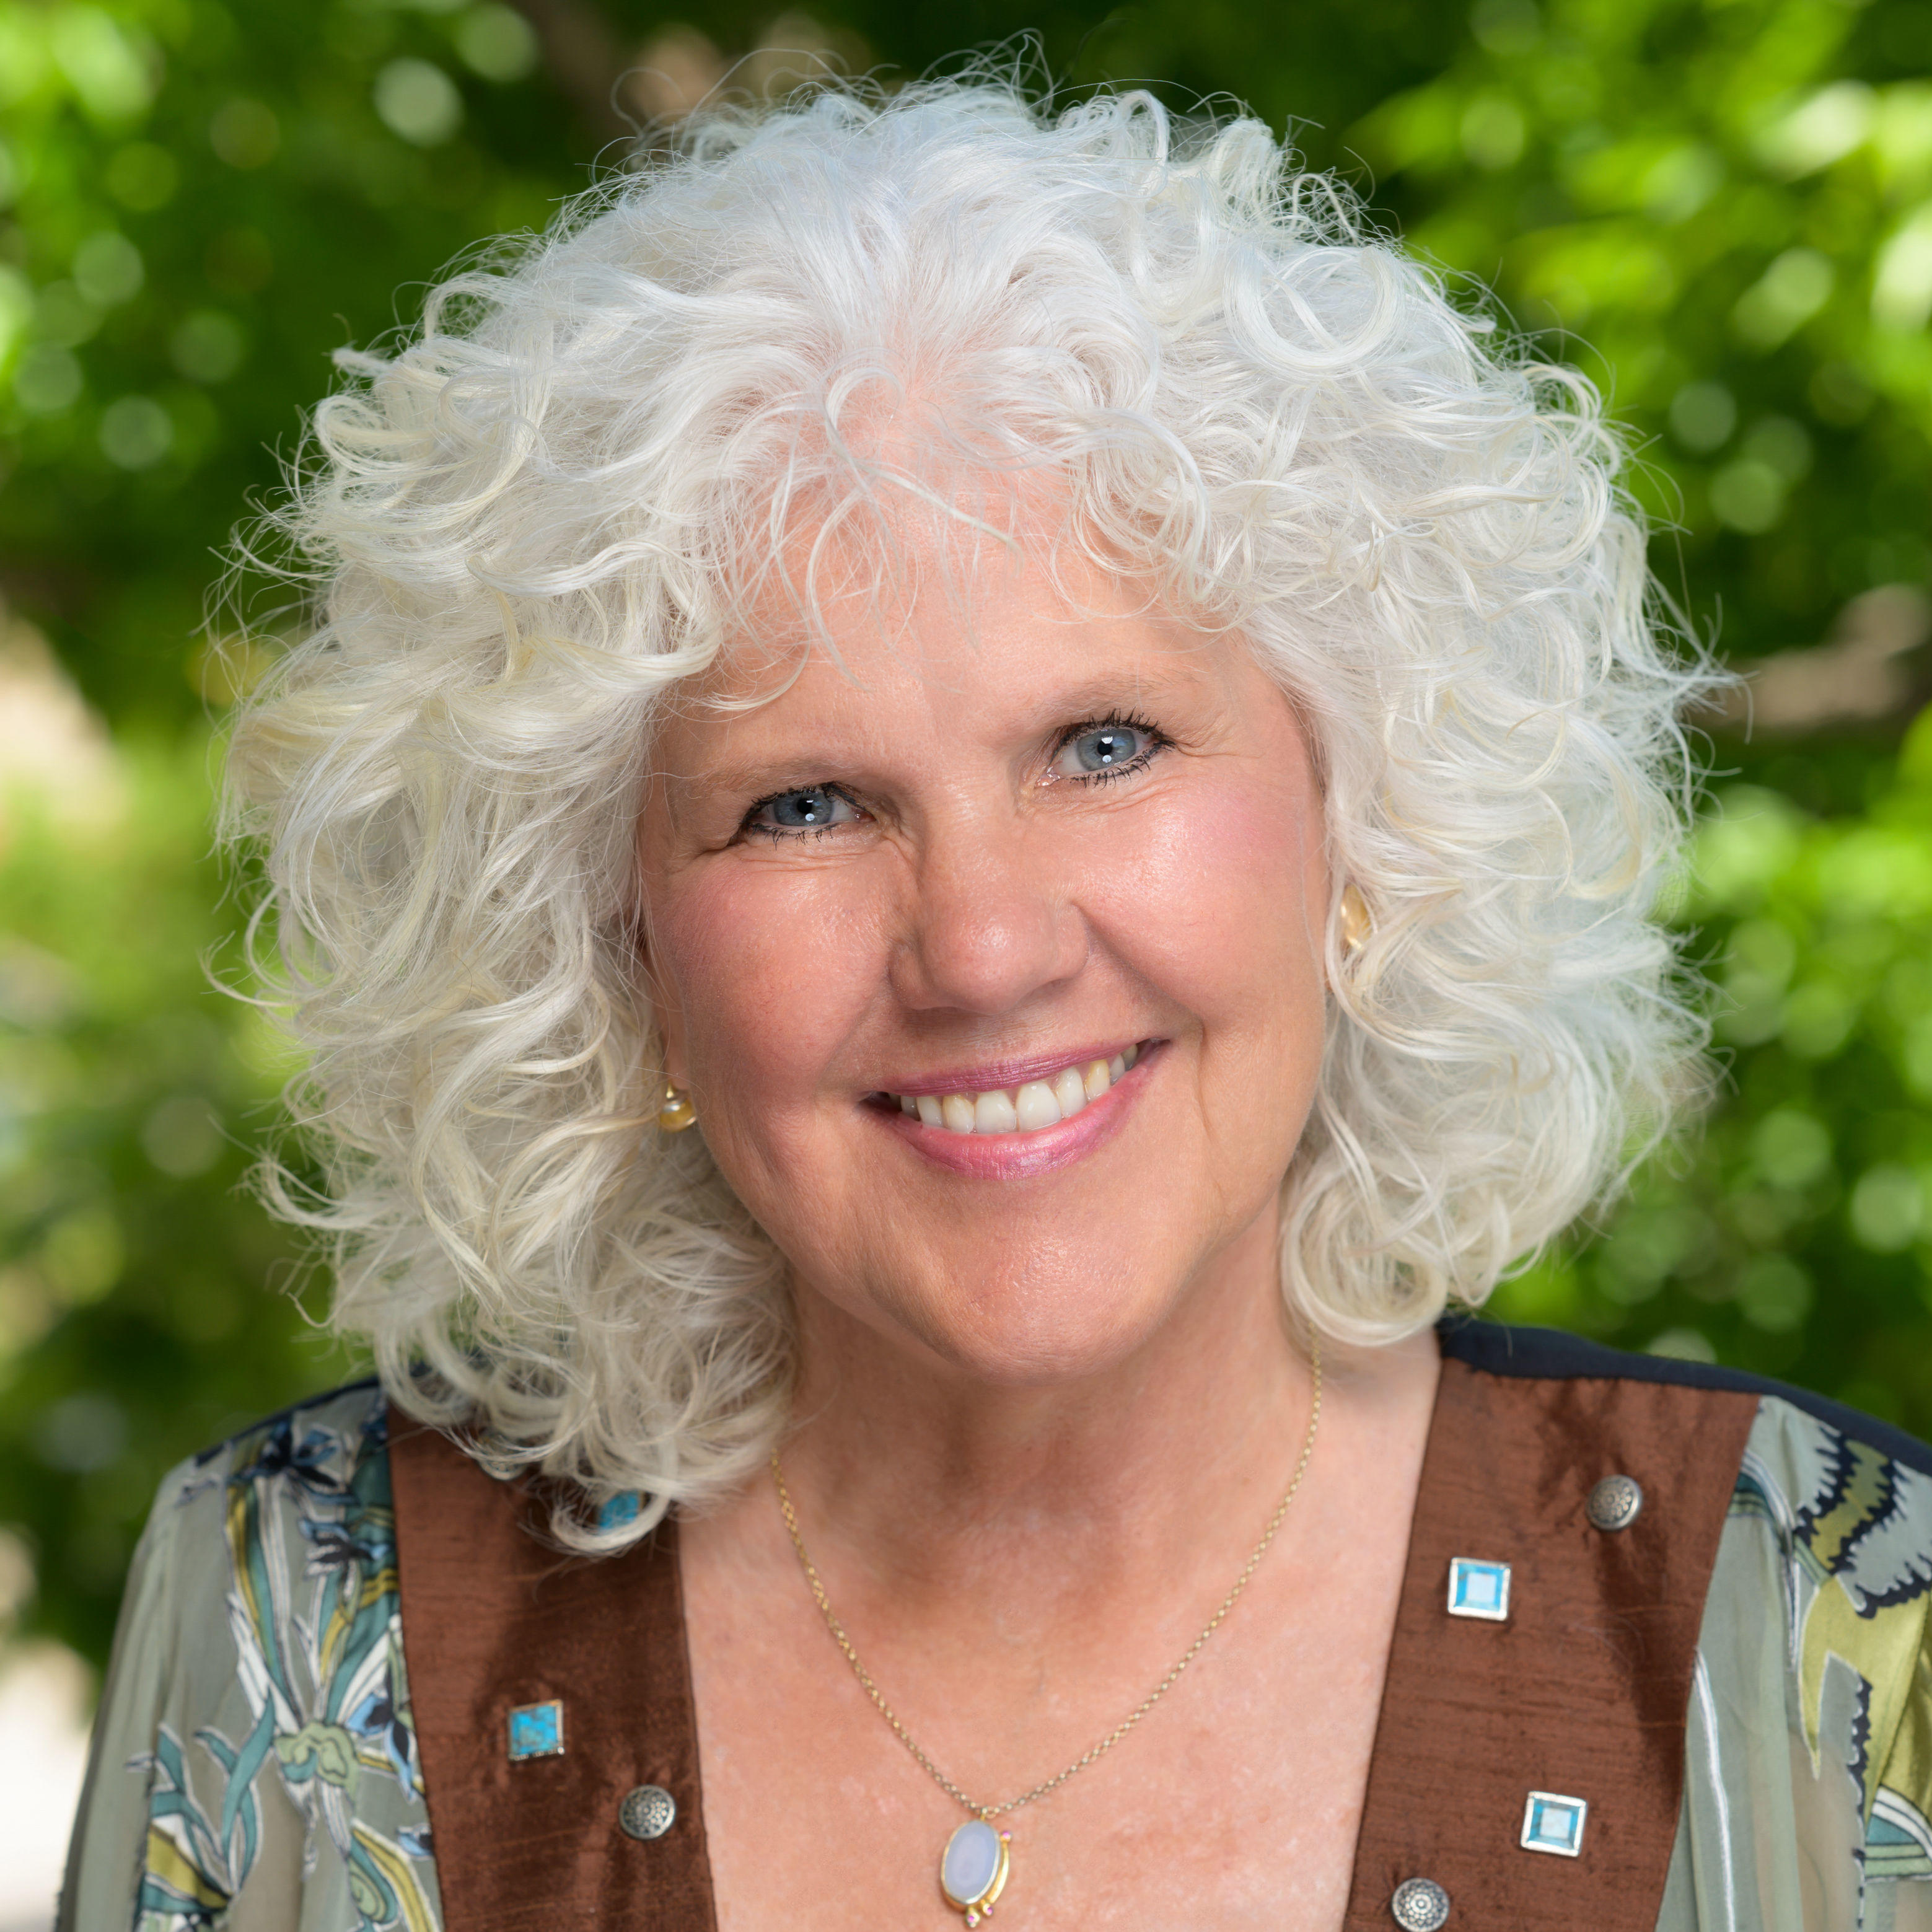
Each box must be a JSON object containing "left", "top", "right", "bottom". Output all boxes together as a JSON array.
[{"left": 671, "top": 510, "right": 1226, "bottom": 747}]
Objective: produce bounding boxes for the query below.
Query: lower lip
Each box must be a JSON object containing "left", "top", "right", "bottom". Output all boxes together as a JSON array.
[{"left": 871, "top": 1043, "right": 1161, "bottom": 1180}]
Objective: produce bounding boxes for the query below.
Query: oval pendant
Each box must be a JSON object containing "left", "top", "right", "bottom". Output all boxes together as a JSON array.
[{"left": 940, "top": 1818, "right": 1011, "bottom": 1924}]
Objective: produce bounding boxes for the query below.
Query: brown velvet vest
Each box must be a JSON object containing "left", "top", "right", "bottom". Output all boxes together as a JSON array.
[{"left": 389, "top": 1340, "right": 1760, "bottom": 1928}]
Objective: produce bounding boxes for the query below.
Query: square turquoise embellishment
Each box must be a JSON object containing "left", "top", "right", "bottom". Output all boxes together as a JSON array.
[
  {"left": 507, "top": 1700, "right": 565, "bottom": 1761},
  {"left": 1446, "top": 1557, "right": 1511, "bottom": 1622},
  {"left": 1521, "top": 1790, "right": 1587, "bottom": 1857}
]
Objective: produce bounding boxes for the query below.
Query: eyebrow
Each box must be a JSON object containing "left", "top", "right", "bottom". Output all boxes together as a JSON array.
[{"left": 658, "top": 656, "right": 1208, "bottom": 806}]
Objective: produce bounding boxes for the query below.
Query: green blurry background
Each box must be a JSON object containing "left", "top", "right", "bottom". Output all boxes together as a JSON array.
[{"left": 3, "top": 0, "right": 1932, "bottom": 1675}]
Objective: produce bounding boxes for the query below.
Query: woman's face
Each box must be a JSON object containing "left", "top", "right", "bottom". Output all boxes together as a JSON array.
[{"left": 636, "top": 536, "right": 1332, "bottom": 1386}]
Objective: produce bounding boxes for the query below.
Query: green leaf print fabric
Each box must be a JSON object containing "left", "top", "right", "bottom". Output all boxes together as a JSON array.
[{"left": 59, "top": 1383, "right": 441, "bottom": 1932}]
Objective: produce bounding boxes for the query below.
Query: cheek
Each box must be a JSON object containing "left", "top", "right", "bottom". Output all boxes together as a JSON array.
[
  {"left": 651, "top": 864, "right": 883, "bottom": 1104},
  {"left": 1090, "top": 768, "right": 1328, "bottom": 1042}
]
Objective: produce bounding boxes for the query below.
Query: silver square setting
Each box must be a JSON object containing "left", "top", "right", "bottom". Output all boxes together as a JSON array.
[
  {"left": 1521, "top": 1789, "right": 1587, "bottom": 1857},
  {"left": 1446, "top": 1557, "right": 1512, "bottom": 1622}
]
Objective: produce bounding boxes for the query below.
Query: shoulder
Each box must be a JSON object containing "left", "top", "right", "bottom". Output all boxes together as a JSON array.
[
  {"left": 66, "top": 1378, "right": 434, "bottom": 1931},
  {"left": 130, "top": 1376, "right": 392, "bottom": 1609},
  {"left": 1453, "top": 1320, "right": 1932, "bottom": 1908},
  {"left": 1438, "top": 1314, "right": 1932, "bottom": 1478},
  {"left": 188, "top": 1374, "right": 390, "bottom": 1485},
  {"left": 169, "top": 1376, "right": 400, "bottom": 1660},
  {"left": 120, "top": 1377, "right": 401, "bottom": 1728}
]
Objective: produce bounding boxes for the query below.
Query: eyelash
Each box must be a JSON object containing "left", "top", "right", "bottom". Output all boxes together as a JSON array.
[
  {"left": 737, "top": 711, "right": 1173, "bottom": 841},
  {"left": 1056, "top": 711, "right": 1170, "bottom": 787},
  {"left": 739, "top": 785, "right": 862, "bottom": 844}
]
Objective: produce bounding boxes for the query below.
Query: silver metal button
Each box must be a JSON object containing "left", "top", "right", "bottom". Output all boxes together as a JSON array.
[
  {"left": 1586, "top": 1473, "right": 1643, "bottom": 1532},
  {"left": 1390, "top": 1876, "right": 1451, "bottom": 1929},
  {"left": 618, "top": 1785, "right": 677, "bottom": 1840}
]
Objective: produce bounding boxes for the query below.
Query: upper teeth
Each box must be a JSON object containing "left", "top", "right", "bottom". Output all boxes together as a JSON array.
[{"left": 894, "top": 1045, "right": 1141, "bottom": 1135}]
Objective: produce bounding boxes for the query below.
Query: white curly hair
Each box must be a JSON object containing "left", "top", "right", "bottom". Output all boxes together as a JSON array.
[{"left": 226, "top": 73, "right": 1711, "bottom": 1545}]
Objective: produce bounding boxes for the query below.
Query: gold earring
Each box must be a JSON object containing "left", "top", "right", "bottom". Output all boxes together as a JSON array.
[
  {"left": 657, "top": 1083, "right": 698, "bottom": 1133},
  {"left": 1340, "top": 883, "right": 1372, "bottom": 955}
]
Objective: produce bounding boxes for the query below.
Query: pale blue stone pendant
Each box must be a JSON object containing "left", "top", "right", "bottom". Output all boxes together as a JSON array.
[{"left": 940, "top": 1817, "right": 1011, "bottom": 1924}]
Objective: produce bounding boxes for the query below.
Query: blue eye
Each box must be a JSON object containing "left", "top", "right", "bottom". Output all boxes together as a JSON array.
[
  {"left": 1052, "top": 719, "right": 1162, "bottom": 780},
  {"left": 748, "top": 785, "right": 860, "bottom": 836}
]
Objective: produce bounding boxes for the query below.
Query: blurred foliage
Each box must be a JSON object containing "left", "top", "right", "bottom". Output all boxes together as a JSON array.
[
  {"left": 1346, "top": 0, "right": 1932, "bottom": 649},
  {"left": 1, "top": 0, "right": 1930, "bottom": 1671},
  {"left": 0, "top": 692, "right": 353, "bottom": 1663},
  {"left": 1494, "top": 719, "right": 1932, "bottom": 1419}
]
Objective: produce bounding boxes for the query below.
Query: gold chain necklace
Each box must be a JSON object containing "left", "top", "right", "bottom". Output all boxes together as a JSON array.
[{"left": 770, "top": 1337, "right": 1322, "bottom": 1924}]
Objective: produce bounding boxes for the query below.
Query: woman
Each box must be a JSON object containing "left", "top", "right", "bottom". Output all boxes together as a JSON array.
[{"left": 59, "top": 77, "right": 1932, "bottom": 1932}]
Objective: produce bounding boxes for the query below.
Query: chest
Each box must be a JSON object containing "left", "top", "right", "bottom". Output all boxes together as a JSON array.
[{"left": 683, "top": 1504, "right": 1411, "bottom": 1932}]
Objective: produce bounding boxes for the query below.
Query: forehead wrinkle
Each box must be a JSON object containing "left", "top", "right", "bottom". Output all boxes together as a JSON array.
[{"left": 734, "top": 451, "right": 1162, "bottom": 661}]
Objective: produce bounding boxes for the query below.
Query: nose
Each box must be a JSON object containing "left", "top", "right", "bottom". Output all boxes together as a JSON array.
[{"left": 890, "top": 814, "right": 1088, "bottom": 1016}]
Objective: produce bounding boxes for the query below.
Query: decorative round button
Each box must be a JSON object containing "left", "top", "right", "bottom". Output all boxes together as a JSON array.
[
  {"left": 1586, "top": 1473, "right": 1643, "bottom": 1532},
  {"left": 618, "top": 1785, "right": 678, "bottom": 1840},
  {"left": 1390, "top": 1876, "right": 1451, "bottom": 1929}
]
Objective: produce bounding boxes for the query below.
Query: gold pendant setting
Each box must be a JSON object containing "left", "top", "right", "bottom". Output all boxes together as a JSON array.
[{"left": 940, "top": 1819, "right": 1011, "bottom": 1925}]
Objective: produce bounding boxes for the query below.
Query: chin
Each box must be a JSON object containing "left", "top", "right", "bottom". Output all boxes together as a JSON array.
[{"left": 891, "top": 1260, "right": 1188, "bottom": 1388}]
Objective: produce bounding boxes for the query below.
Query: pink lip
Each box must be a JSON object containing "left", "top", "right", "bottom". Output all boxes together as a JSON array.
[
  {"left": 875, "top": 1040, "right": 1149, "bottom": 1099},
  {"left": 872, "top": 1041, "right": 1161, "bottom": 1180}
]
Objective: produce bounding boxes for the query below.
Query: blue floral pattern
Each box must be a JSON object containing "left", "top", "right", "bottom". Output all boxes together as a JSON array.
[{"left": 63, "top": 1382, "right": 441, "bottom": 1932}]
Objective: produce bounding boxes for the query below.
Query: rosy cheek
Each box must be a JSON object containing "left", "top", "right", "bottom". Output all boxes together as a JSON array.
[
  {"left": 1207, "top": 787, "right": 1327, "bottom": 943},
  {"left": 1091, "top": 775, "right": 1325, "bottom": 988},
  {"left": 656, "top": 864, "right": 879, "bottom": 1107}
]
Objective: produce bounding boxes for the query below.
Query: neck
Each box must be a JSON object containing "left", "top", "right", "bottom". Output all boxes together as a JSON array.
[{"left": 776, "top": 1208, "right": 1315, "bottom": 1611}]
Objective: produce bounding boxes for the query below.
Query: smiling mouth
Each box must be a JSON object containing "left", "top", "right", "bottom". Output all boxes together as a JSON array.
[{"left": 879, "top": 1043, "right": 1146, "bottom": 1137}]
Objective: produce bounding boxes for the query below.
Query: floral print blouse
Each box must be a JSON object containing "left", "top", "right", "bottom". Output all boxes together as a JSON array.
[{"left": 61, "top": 1385, "right": 439, "bottom": 1932}]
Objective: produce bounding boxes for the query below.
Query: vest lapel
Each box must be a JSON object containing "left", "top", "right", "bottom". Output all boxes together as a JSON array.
[
  {"left": 389, "top": 1407, "right": 718, "bottom": 1930},
  {"left": 1341, "top": 1357, "right": 1757, "bottom": 1928}
]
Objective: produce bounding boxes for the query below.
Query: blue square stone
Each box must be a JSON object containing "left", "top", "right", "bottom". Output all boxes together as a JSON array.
[
  {"left": 507, "top": 1700, "right": 564, "bottom": 1760},
  {"left": 1447, "top": 1557, "right": 1511, "bottom": 1622},
  {"left": 1521, "top": 1791, "right": 1587, "bottom": 1856}
]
